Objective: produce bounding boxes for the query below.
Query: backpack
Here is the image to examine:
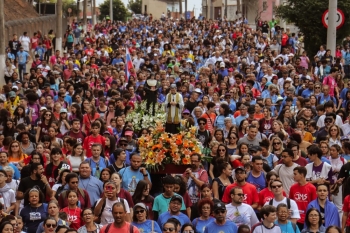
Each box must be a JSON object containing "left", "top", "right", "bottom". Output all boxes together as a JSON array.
[
  {"left": 269, "top": 197, "right": 291, "bottom": 209},
  {"left": 94, "top": 197, "right": 125, "bottom": 224},
  {"left": 55, "top": 185, "right": 66, "bottom": 200},
  {"left": 105, "top": 222, "right": 133, "bottom": 233}
]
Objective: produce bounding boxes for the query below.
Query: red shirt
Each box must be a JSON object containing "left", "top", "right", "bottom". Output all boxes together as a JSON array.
[
  {"left": 100, "top": 222, "right": 139, "bottom": 233},
  {"left": 343, "top": 195, "right": 350, "bottom": 226},
  {"left": 289, "top": 182, "right": 317, "bottom": 224},
  {"left": 258, "top": 188, "right": 287, "bottom": 207},
  {"left": 222, "top": 182, "right": 259, "bottom": 205},
  {"left": 61, "top": 207, "right": 83, "bottom": 230},
  {"left": 83, "top": 113, "right": 100, "bottom": 134},
  {"left": 83, "top": 134, "right": 106, "bottom": 158}
]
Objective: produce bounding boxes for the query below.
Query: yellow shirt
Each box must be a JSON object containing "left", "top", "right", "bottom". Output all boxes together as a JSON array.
[{"left": 4, "top": 96, "right": 20, "bottom": 115}]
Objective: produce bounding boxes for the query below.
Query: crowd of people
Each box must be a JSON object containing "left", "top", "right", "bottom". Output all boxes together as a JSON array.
[{"left": 2, "top": 12, "right": 350, "bottom": 233}]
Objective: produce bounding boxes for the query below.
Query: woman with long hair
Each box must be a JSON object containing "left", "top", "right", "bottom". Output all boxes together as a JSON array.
[
  {"left": 2, "top": 119, "right": 16, "bottom": 138},
  {"left": 328, "top": 125, "right": 341, "bottom": 147},
  {"left": 238, "top": 119, "right": 249, "bottom": 139},
  {"left": 82, "top": 105, "right": 100, "bottom": 135},
  {"left": 13, "top": 106, "right": 31, "bottom": 131},
  {"left": 213, "top": 129, "right": 225, "bottom": 144},
  {"left": 209, "top": 144, "right": 231, "bottom": 180},
  {"left": 99, "top": 168, "right": 112, "bottom": 184},
  {"left": 226, "top": 131, "right": 238, "bottom": 155},
  {"left": 103, "top": 135, "right": 116, "bottom": 159},
  {"left": 8, "top": 140, "right": 27, "bottom": 169},
  {"left": 67, "top": 143, "right": 85, "bottom": 173},
  {"left": 269, "top": 137, "right": 284, "bottom": 159},
  {"left": 52, "top": 169, "right": 71, "bottom": 199},
  {"left": 132, "top": 180, "right": 154, "bottom": 220},
  {"left": 212, "top": 159, "right": 233, "bottom": 200},
  {"left": 107, "top": 148, "right": 127, "bottom": 173},
  {"left": 296, "top": 119, "right": 313, "bottom": 144},
  {"left": 36, "top": 110, "right": 55, "bottom": 143}
]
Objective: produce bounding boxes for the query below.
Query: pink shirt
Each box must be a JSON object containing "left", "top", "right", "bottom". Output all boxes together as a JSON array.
[{"left": 323, "top": 75, "right": 337, "bottom": 97}]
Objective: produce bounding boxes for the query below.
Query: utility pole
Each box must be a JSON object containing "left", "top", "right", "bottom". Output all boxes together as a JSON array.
[
  {"left": 83, "top": 0, "right": 87, "bottom": 31},
  {"left": 92, "top": 0, "right": 96, "bottom": 25},
  {"left": 185, "top": 0, "right": 187, "bottom": 19},
  {"left": 327, "top": 0, "right": 337, "bottom": 57},
  {"left": 110, "top": 0, "right": 113, "bottom": 22},
  {"left": 237, "top": 0, "right": 241, "bottom": 18},
  {"left": 179, "top": 0, "right": 182, "bottom": 18},
  {"left": 224, "top": 0, "right": 227, "bottom": 19},
  {"left": 0, "top": 0, "right": 5, "bottom": 87},
  {"left": 77, "top": 0, "right": 80, "bottom": 20},
  {"left": 56, "top": 0, "right": 62, "bottom": 52}
]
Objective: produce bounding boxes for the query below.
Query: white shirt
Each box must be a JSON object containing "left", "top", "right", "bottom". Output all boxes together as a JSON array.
[
  {"left": 264, "top": 197, "right": 300, "bottom": 219},
  {"left": 317, "top": 115, "right": 343, "bottom": 128},
  {"left": 252, "top": 223, "right": 282, "bottom": 233},
  {"left": 0, "top": 184, "right": 16, "bottom": 211},
  {"left": 226, "top": 203, "right": 259, "bottom": 229},
  {"left": 273, "top": 163, "right": 299, "bottom": 196},
  {"left": 20, "top": 36, "right": 31, "bottom": 51},
  {"left": 96, "top": 197, "right": 130, "bottom": 225},
  {"left": 133, "top": 57, "right": 145, "bottom": 71},
  {"left": 37, "top": 64, "right": 51, "bottom": 77}
]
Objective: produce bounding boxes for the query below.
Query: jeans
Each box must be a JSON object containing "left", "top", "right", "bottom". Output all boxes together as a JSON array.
[{"left": 18, "top": 63, "right": 26, "bottom": 81}]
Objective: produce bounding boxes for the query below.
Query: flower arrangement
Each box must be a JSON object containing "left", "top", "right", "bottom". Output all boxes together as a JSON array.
[
  {"left": 138, "top": 121, "right": 204, "bottom": 171},
  {"left": 125, "top": 101, "right": 166, "bottom": 132}
]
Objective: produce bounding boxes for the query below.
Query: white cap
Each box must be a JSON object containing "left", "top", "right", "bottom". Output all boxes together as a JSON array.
[{"left": 220, "top": 62, "right": 225, "bottom": 67}]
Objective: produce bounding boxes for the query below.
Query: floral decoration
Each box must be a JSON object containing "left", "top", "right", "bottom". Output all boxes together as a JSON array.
[
  {"left": 138, "top": 121, "right": 204, "bottom": 171},
  {"left": 125, "top": 101, "right": 166, "bottom": 132}
]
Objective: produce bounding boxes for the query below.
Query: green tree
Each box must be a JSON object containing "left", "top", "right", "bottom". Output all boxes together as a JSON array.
[
  {"left": 99, "top": 0, "right": 128, "bottom": 21},
  {"left": 48, "top": 0, "right": 80, "bottom": 17},
  {"left": 276, "top": 0, "right": 350, "bottom": 56},
  {"left": 127, "top": 0, "right": 141, "bottom": 14}
]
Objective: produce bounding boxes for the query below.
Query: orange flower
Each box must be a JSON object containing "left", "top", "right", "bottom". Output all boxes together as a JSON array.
[
  {"left": 173, "top": 153, "right": 181, "bottom": 163},
  {"left": 155, "top": 154, "right": 165, "bottom": 164},
  {"left": 182, "top": 157, "right": 191, "bottom": 165},
  {"left": 183, "top": 149, "right": 191, "bottom": 156},
  {"left": 152, "top": 144, "right": 162, "bottom": 151},
  {"left": 175, "top": 135, "right": 183, "bottom": 145}
]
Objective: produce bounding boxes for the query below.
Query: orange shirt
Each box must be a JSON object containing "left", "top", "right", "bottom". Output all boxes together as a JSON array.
[{"left": 222, "top": 182, "right": 259, "bottom": 205}]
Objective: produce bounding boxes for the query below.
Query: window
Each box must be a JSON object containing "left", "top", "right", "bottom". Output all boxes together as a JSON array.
[{"left": 263, "top": 1, "right": 268, "bottom": 12}]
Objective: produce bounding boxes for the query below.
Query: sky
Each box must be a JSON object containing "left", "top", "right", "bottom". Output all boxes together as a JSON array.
[{"left": 95, "top": 0, "right": 202, "bottom": 17}]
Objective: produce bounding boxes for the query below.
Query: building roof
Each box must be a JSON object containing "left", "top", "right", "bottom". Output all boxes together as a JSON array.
[{"left": 4, "top": 0, "right": 39, "bottom": 21}]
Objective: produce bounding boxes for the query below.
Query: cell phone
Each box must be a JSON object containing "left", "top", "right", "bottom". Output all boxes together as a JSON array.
[{"left": 105, "top": 185, "right": 113, "bottom": 191}]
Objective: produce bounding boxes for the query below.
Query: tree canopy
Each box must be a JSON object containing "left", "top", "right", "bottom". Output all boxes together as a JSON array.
[
  {"left": 276, "top": 0, "right": 350, "bottom": 56},
  {"left": 99, "top": 0, "right": 129, "bottom": 21},
  {"left": 128, "top": 0, "right": 141, "bottom": 14}
]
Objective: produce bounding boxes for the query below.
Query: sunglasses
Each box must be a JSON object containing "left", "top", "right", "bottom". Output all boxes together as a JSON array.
[
  {"left": 199, "top": 122, "right": 206, "bottom": 125},
  {"left": 273, "top": 142, "right": 281, "bottom": 145},
  {"left": 218, "top": 149, "right": 226, "bottom": 152},
  {"left": 163, "top": 228, "right": 175, "bottom": 232},
  {"left": 325, "top": 120, "right": 332, "bottom": 123},
  {"left": 315, "top": 87, "right": 321, "bottom": 89},
  {"left": 229, "top": 137, "right": 237, "bottom": 140},
  {"left": 235, "top": 193, "right": 244, "bottom": 197},
  {"left": 45, "top": 114, "right": 51, "bottom": 116},
  {"left": 271, "top": 185, "right": 282, "bottom": 189},
  {"left": 135, "top": 209, "right": 145, "bottom": 214},
  {"left": 45, "top": 224, "right": 57, "bottom": 228}
]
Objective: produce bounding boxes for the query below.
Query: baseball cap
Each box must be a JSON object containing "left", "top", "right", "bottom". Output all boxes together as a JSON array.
[
  {"left": 220, "top": 62, "right": 225, "bottom": 68},
  {"left": 170, "top": 84, "right": 177, "bottom": 89},
  {"left": 170, "top": 195, "right": 182, "bottom": 203},
  {"left": 9, "top": 91, "right": 16, "bottom": 98},
  {"left": 60, "top": 108, "right": 68, "bottom": 113},
  {"left": 125, "top": 131, "right": 133, "bottom": 136},
  {"left": 194, "top": 88, "right": 202, "bottom": 94},
  {"left": 12, "top": 86, "right": 19, "bottom": 90},
  {"left": 40, "top": 107, "right": 47, "bottom": 111},
  {"left": 213, "top": 202, "right": 226, "bottom": 212},
  {"left": 182, "top": 109, "right": 190, "bottom": 114},
  {"left": 235, "top": 166, "right": 245, "bottom": 173},
  {"left": 133, "top": 203, "right": 147, "bottom": 210},
  {"left": 250, "top": 145, "right": 262, "bottom": 152},
  {"left": 119, "top": 137, "right": 127, "bottom": 142},
  {"left": 341, "top": 136, "right": 349, "bottom": 141}
]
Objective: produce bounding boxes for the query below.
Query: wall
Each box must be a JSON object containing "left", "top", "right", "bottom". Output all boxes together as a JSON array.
[
  {"left": 142, "top": 0, "right": 168, "bottom": 19},
  {"left": 5, "top": 15, "right": 57, "bottom": 45}
]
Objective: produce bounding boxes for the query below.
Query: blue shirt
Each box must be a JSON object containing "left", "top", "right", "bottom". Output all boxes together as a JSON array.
[
  {"left": 85, "top": 157, "right": 110, "bottom": 178},
  {"left": 109, "top": 151, "right": 130, "bottom": 165},
  {"left": 192, "top": 217, "right": 215, "bottom": 233},
  {"left": 157, "top": 211, "right": 191, "bottom": 228},
  {"left": 214, "top": 115, "right": 236, "bottom": 129},
  {"left": 246, "top": 172, "right": 266, "bottom": 193},
  {"left": 132, "top": 220, "right": 162, "bottom": 233},
  {"left": 0, "top": 164, "right": 20, "bottom": 179},
  {"left": 54, "top": 95, "right": 72, "bottom": 105},
  {"left": 204, "top": 220, "right": 238, "bottom": 233},
  {"left": 301, "top": 89, "right": 314, "bottom": 98},
  {"left": 119, "top": 167, "right": 151, "bottom": 196},
  {"left": 17, "top": 51, "right": 30, "bottom": 65},
  {"left": 78, "top": 176, "right": 103, "bottom": 205},
  {"left": 235, "top": 115, "right": 248, "bottom": 126},
  {"left": 274, "top": 221, "right": 301, "bottom": 233}
]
